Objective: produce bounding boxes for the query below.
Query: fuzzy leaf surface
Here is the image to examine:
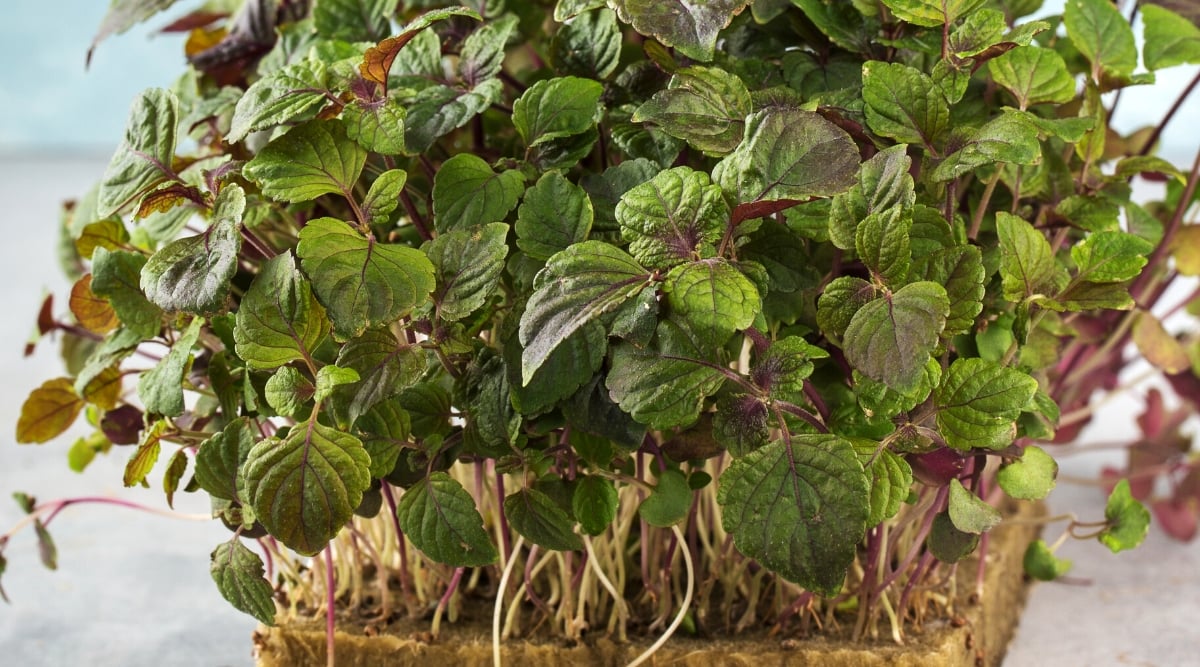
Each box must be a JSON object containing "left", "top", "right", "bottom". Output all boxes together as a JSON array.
[
  {"left": 98, "top": 88, "right": 178, "bottom": 217},
  {"left": 516, "top": 171, "right": 593, "bottom": 260},
  {"left": 935, "top": 358, "right": 1038, "bottom": 451},
  {"left": 211, "top": 540, "right": 276, "bottom": 625},
  {"left": 426, "top": 222, "right": 509, "bottom": 320},
  {"left": 520, "top": 241, "right": 651, "bottom": 383},
  {"left": 432, "top": 154, "right": 525, "bottom": 233},
  {"left": 243, "top": 120, "right": 367, "bottom": 203},
  {"left": 396, "top": 472, "right": 498, "bottom": 566},
  {"left": 714, "top": 108, "right": 859, "bottom": 204},
  {"left": 607, "top": 0, "right": 751, "bottom": 61},
  {"left": 718, "top": 435, "right": 869, "bottom": 595},
  {"left": 141, "top": 185, "right": 244, "bottom": 315},
  {"left": 617, "top": 166, "right": 728, "bottom": 270},
  {"left": 234, "top": 253, "right": 329, "bottom": 369},
  {"left": 243, "top": 419, "right": 372, "bottom": 555},
  {"left": 633, "top": 66, "right": 751, "bottom": 155},
  {"left": 504, "top": 488, "right": 584, "bottom": 551},
  {"left": 842, "top": 282, "right": 949, "bottom": 393},
  {"left": 297, "top": 218, "right": 435, "bottom": 340}
]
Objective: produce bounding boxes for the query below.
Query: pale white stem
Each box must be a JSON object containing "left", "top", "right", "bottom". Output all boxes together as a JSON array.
[
  {"left": 493, "top": 536, "right": 525, "bottom": 667},
  {"left": 627, "top": 525, "right": 694, "bottom": 667}
]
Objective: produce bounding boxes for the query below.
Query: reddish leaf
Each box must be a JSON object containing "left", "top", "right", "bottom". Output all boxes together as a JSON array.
[{"left": 1152, "top": 498, "right": 1198, "bottom": 541}]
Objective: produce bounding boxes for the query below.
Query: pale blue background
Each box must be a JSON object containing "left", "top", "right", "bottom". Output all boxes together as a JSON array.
[{"left": 0, "top": 1, "right": 184, "bottom": 153}]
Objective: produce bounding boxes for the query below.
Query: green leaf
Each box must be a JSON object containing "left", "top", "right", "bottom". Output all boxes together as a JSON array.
[
  {"left": 948, "top": 478, "right": 1002, "bottom": 534},
  {"left": 572, "top": 476, "right": 618, "bottom": 536},
  {"left": 718, "top": 435, "right": 869, "bottom": 595},
  {"left": 617, "top": 166, "right": 729, "bottom": 270},
  {"left": 829, "top": 145, "right": 914, "bottom": 251},
  {"left": 355, "top": 399, "right": 411, "bottom": 479},
  {"left": 314, "top": 0, "right": 397, "bottom": 42},
  {"left": 431, "top": 153, "right": 525, "bottom": 233},
  {"left": 297, "top": 218, "right": 436, "bottom": 340},
  {"left": 1098, "top": 479, "right": 1150, "bottom": 553},
  {"left": 911, "top": 245, "right": 985, "bottom": 337},
  {"left": 581, "top": 159, "right": 659, "bottom": 232},
  {"left": 1064, "top": 0, "right": 1138, "bottom": 85},
  {"left": 315, "top": 366, "right": 360, "bottom": 404},
  {"left": 515, "top": 171, "right": 593, "bottom": 260},
  {"left": 243, "top": 419, "right": 372, "bottom": 555},
  {"left": 935, "top": 358, "right": 1038, "bottom": 451},
  {"left": 551, "top": 8, "right": 622, "bottom": 80},
  {"left": 1142, "top": 5, "right": 1200, "bottom": 70},
  {"left": 426, "top": 222, "right": 509, "bottom": 320},
  {"left": 861, "top": 61, "right": 949, "bottom": 148},
  {"left": 331, "top": 329, "right": 426, "bottom": 428},
  {"left": 714, "top": 108, "right": 859, "bottom": 204},
  {"left": 396, "top": 472, "right": 498, "bottom": 566},
  {"left": 519, "top": 241, "right": 651, "bottom": 383},
  {"left": 948, "top": 8, "right": 1007, "bottom": 57},
  {"left": 1057, "top": 194, "right": 1119, "bottom": 232},
  {"left": 504, "top": 488, "right": 584, "bottom": 551},
  {"left": 851, "top": 441, "right": 913, "bottom": 527},
  {"left": 137, "top": 317, "right": 203, "bottom": 417},
  {"left": 90, "top": 247, "right": 162, "bottom": 338},
  {"left": 513, "top": 76, "right": 604, "bottom": 147},
  {"left": 141, "top": 184, "right": 244, "bottom": 315},
  {"left": 753, "top": 337, "right": 830, "bottom": 399},
  {"left": 608, "top": 0, "right": 751, "bottom": 61},
  {"left": 1071, "top": 231, "right": 1154, "bottom": 283},
  {"left": 243, "top": 120, "right": 367, "bottom": 204},
  {"left": 460, "top": 14, "right": 518, "bottom": 86},
  {"left": 343, "top": 97, "right": 408, "bottom": 155},
  {"left": 712, "top": 394, "right": 769, "bottom": 457},
  {"left": 930, "top": 112, "right": 1041, "bottom": 181},
  {"left": 664, "top": 259, "right": 760, "bottom": 346},
  {"left": 927, "top": 512, "right": 979, "bottom": 563},
  {"left": 816, "top": 277, "right": 878, "bottom": 343},
  {"left": 855, "top": 210, "right": 911, "bottom": 286},
  {"left": 211, "top": 540, "right": 277, "bottom": 625},
  {"left": 996, "top": 211, "right": 1067, "bottom": 301},
  {"left": 98, "top": 88, "right": 178, "bottom": 217},
  {"left": 879, "top": 0, "right": 985, "bottom": 27},
  {"left": 361, "top": 169, "right": 407, "bottom": 226},
  {"left": 507, "top": 322, "right": 606, "bottom": 416},
  {"left": 228, "top": 61, "right": 329, "bottom": 143},
  {"left": 234, "top": 253, "right": 329, "bottom": 369},
  {"left": 639, "top": 469, "right": 692, "bottom": 527},
  {"left": 606, "top": 321, "right": 726, "bottom": 430},
  {"left": 997, "top": 445, "right": 1058, "bottom": 500},
  {"left": 1023, "top": 539, "right": 1073, "bottom": 581},
  {"left": 557, "top": 0, "right": 606, "bottom": 21},
  {"left": 988, "top": 46, "right": 1077, "bottom": 109},
  {"left": 264, "top": 366, "right": 315, "bottom": 418},
  {"left": 632, "top": 66, "right": 752, "bottom": 156},
  {"left": 842, "top": 282, "right": 949, "bottom": 393},
  {"left": 1050, "top": 281, "right": 1136, "bottom": 312},
  {"left": 404, "top": 79, "right": 503, "bottom": 153}
]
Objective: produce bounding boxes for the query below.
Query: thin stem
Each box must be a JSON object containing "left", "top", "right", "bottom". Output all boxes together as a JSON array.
[
  {"left": 1131, "top": 144, "right": 1200, "bottom": 301},
  {"left": 1137, "top": 68, "right": 1200, "bottom": 158},
  {"left": 432, "top": 567, "right": 465, "bottom": 638},
  {"left": 380, "top": 484, "right": 410, "bottom": 593},
  {"left": 398, "top": 189, "right": 433, "bottom": 241},
  {"left": 583, "top": 534, "right": 630, "bottom": 629},
  {"left": 493, "top": 536, "right": 525, "bottom": 667},
  {"left": 627, "top": 525, "right": 693, "bottom": 667},
  {"left": 324, "top": 545, "right": 336, "bottom": 667},
  {"left": 968, "top": 169, "right": 1002, "bottom": 241}
]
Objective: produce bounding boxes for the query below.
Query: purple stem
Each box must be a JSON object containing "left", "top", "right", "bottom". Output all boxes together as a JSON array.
[
  {"left": 523, "top": 544, "right": 551, "bottom": 615},
  {"left": 773, "top": 592, "right": 813, "bottom": 628},
  {"left": 258, "top": 538, "right": 275, "bottom": 580},
  {"left": 380, "top": 484, "right": 410, "bottom": 593},
  {"left": 897, "top": 551, "right": 936, "bottom": 619},
  {"left": 876, "top": 485, "right": 949, "bottom": 592},
  {"left": 436, "top": 567, "right": 466, "bottom": 623}
]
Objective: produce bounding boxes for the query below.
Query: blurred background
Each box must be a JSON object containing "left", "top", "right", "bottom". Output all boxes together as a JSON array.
[{"left": 0, "top": 1, "right": 1197, "bottom": 666}]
